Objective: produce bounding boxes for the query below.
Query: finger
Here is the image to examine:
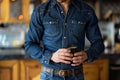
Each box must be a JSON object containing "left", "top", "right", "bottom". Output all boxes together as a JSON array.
[
  {"left": 72, "top": 56, "right": 83, "bottom": 63},
  {"left": 64, "top": 53, "right": 73, "bottom": 57},
  {"left": 72, "top": 60, "right": 83, "bottom": 64},
  {"left": 60, "top": 56, "right": 73, "bottom": 61},
  {"left": 59, "top": 48, "right": 71, "bottom": 52},
  {"left": 72, "top": 59, "right": 83, "bottom": 64},
  {"left": 60, "top": 59, "right": 71, "bottom": 64},
  {"left": 71, "top": 63, "right": 81, "bottom": 66},
  {"left": 60, "top": 52, "right": 73, "bottom": 57},
  {"left": 73, "top": 56, "right": 83, "bottom": 61},
  {"left": 74, "top": 52, "right": 83, "bottom": 56}
]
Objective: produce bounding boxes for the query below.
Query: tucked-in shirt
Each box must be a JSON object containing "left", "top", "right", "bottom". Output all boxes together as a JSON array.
[{"left": 25, "top": 0, "right": 105, "bottom": 69}]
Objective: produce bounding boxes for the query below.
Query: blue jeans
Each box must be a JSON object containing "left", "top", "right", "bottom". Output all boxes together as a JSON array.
[{"left": 40, "top": 71, "right": 84, "bottom": 80}]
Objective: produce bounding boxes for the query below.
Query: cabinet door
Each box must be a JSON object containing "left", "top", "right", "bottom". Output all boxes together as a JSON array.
[
  {"left": 83, "top": 59, "right": 109, "bottom": 80},
  {"left": 20, "top": 60, "right": 42, "bottom": 80},
  {"left": 83, "top": 64, "right": 99, "bottom": 80},
  {"left": 93, "top": 59, "right": 109, "bottom": 80},
  {"left": 0, "top": 60, "right": 19, "bottom": 80},
  {"left": 0, "top": 0, "right": 9, "bottom": 23},
  {"left": 8, "top": 0, "right": 30, "bottom": 23}
]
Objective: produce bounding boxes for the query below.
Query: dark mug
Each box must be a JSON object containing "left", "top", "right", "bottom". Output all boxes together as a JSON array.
[
  {"left": 68, "top": 46, "right": 79, "bottom": 54},
  {"left": 68, "top": 46, "right": 80, "bottom": 64}
]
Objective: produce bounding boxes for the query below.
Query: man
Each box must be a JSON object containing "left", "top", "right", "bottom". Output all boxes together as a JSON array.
[{"left": 25, "top": 0, "right": 105, "bottom": 80}]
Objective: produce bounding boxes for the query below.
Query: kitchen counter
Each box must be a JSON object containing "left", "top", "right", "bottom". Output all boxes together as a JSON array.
[
  {"left": 0, "top": 48, "right": 25, "bottom": 55},
  {"left": 0, "top": 50, "right": 119, "bottom": 80},
  {"left": 0, "top": 48, "right": 120, "bottom": 63},
  {"left": 98, "top": 48, "right": 120, "bottom": 65},
  {"left": 100, "top": 53, "right": 120, "bottom": 65},
  {"left": 0, "top": 48, "right": 31, "bottom": 60}
]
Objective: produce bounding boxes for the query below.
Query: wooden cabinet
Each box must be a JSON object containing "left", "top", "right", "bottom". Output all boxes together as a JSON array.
[
  {"left": 20, "top": 60, "right": 41, "bottom": 80},
  {"left": 84, "top": 64, "right": 99, "bottom": 80},
  {"left": 0, "top": 0, "right": 30, "bottom": 24},
  {"left": 0, "top": 60, "right": 19, "bottom": 80},
  {"left": 0, "top": 60, "right": 41, "bottom": 80},
  {"left": 83, "top": 59, "right": 109, "bottom": 80},
  {"left": 0, "top": 0, "right": 9, "bottom": 23},
  {"left": 8, "top": 0, "right": 30, "bottom": 23},
  {"left": 0, "top": 59, "right": 108, "bottom": 80}
]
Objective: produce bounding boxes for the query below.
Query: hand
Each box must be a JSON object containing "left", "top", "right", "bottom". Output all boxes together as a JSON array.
[
  {"left": 51, "top": 48, "right": 73, "bottom": 64},
  {"left": 71, "top": 51, "right": 88, "bottom": 66}
]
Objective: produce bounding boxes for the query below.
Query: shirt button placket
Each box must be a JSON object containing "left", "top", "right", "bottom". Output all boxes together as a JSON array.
[{"left": 63, "top": 21, "right": 68, "bottom": 47}]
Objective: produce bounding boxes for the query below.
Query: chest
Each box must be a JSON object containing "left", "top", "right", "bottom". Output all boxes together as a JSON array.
[{"left": 41, "top": 7, "right": 90, "bottom": 36}]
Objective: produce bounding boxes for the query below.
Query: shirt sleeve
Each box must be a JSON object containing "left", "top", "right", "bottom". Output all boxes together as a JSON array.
[
  {"left": 85, "top": 9, "right": 105, "bottom": 62},
  {"left": 24, "top": 7, "right": 52, "bottom": 65}
]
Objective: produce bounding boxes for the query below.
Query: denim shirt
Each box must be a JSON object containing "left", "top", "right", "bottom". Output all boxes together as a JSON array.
[{"left": 25, "top": 0, "right": 105, "bottom": 69}]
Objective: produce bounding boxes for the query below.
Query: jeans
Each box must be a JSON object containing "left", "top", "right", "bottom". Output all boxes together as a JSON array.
[{"left": 40, "top": 71, "right": 84, "bottom": 80}]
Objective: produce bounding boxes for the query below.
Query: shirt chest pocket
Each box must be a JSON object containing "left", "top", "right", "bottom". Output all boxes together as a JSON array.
[
  {"left": 43, "top": 20, "right": 59, "bottom": 36},
  {"left": 69, "top": 20, "right": 86, "bottom": 34}
]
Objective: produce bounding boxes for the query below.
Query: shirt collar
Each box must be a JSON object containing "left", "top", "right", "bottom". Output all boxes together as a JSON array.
[
  {"left": 71, "top": 0, "right": 82, "bottom": 11},
  {"left": 50, "top": 0, "right": 58, "bottom": 8},
  {"left": 50, "top": 0, "right": 82, "bottom": 11},
  {"left": 50, "top": 0, "right": 72, "bottom": 7}
]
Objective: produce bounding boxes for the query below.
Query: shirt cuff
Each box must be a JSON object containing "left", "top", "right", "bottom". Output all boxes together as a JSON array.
[
  {"left": 85, "top": 50, "right": 94, "bottom": 62},
  {"left": 41, "top": 50, "right": 52, "bottom": 64}
]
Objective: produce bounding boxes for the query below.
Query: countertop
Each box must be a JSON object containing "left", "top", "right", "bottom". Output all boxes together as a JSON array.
[
  {"left": 0, "top": 48, "right": 31, "bottom": 60},
  {"left": 0, "top": 48, "right": 120, "bottom": 65}
]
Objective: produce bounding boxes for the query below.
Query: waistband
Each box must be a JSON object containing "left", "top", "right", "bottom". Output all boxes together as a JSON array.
[{"left": 42, "top": 66, "right": 83, "bottom": 77}]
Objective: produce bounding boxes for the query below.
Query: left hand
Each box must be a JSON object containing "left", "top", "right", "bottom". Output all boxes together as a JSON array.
[{"left": 71, "top": 51, "right": 88, "bottom": 66}]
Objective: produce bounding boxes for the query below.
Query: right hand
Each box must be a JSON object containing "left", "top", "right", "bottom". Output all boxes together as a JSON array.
[{"left": 51, "top": 48, "right": 73, "bottom": 64}]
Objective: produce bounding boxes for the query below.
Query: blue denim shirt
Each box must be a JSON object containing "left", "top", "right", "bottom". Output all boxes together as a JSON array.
[{"left": 25, "top": 0, "right": 105, "bottom": 70}]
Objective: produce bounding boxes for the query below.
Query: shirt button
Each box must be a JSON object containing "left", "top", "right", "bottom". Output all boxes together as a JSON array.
[
  {"left": 61, "top": 11, "right": 64, "bottom": 13},
  {"left": 44, "top": 60, "right": 47, "bottom": 63},
  {"left": 65, "top": 23, "right": 67, "bottom": 26},
  {"left": 49, "top": 21, "right": 52, "bottom": 24},
  {"left": 64, "top": 37, "right": 67, "bottom": 39}
]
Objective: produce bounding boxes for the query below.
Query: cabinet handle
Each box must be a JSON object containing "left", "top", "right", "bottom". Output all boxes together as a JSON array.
[
  {"left": 84, "top": 72, "right": 88, "bottom": 75},
  {"left": 35, "top": 65, "right": 39, "bottom": 68},
  {"left": 0, "top": 0, "right": 3, "bottom": 3},
  {"left": 0, "top": 70, "right": 1, "bottom": 73},
  {"left": 111, "top": 66, "right": 120, "bottom": 70}
]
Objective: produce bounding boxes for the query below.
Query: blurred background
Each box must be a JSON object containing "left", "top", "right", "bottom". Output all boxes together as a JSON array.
[{"left": 0, "top": 0, "right": 120, "bottom": 80}]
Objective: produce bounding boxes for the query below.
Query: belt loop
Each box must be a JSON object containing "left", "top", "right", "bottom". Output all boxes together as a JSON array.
[
  {"left": 50, "top": 69, "right": 54, "bottom": 77},
  {"left": 72, "top": 69, "right": 75, "bottom": 77}
]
